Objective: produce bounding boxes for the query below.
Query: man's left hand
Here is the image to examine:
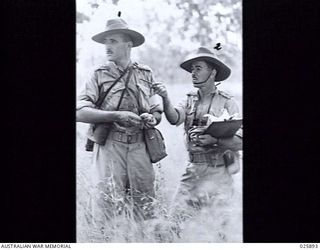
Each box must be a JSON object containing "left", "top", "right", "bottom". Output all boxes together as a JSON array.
[{"left": 195, "top": 134, "right": 218, "bottom": 146}]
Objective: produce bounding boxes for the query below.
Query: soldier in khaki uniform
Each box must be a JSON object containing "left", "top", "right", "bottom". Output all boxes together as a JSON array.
[
  {"left": 76, "top": 18, "right": 163, "bottom": 224},
  {"left": 153, "top": 47, "right": 242, "bottom": 241}
]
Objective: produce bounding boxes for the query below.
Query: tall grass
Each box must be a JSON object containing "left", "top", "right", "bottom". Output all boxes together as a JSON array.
[{"left": 76, "top": 83, "right": 242, "bottom": 243}]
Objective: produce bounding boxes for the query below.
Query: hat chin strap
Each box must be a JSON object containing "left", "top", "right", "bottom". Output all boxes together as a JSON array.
[{"left": 193, "top": 73, "right": 215, "bottom": 86}]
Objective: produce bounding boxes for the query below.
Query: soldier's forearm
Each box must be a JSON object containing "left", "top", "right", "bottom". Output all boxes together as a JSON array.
[
  {"left": 162, "top": 96, "right": 179, "bottom": 125},
  {"left": 151, "top": 111, "right": 162, "bottom": 125},
  {"left": 217, "top": 136, "right": 243, "bottom": 151},
  {"left": 76, "top": 107, "right": 119, "bottom": 123}
]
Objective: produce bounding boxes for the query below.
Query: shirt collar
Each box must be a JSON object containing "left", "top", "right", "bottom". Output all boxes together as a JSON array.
[
  {"left": 105, "top": 60, "right": 132, "bottom": 72},
  {"left": 115, "top": 60, "right": 133, "bottom": 74}
]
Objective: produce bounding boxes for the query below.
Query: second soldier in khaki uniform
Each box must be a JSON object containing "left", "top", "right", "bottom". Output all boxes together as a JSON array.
[{"left": 152, "top": 47, "right": 242, "bottom": 241}]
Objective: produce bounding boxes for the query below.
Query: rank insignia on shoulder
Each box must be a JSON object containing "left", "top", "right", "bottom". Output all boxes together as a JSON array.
[
  {"left": 94, "top": 64, "right": 111, "bottom": 72},
  {"left": 133, "top": 62, "right": 152, "bottom": 72},
  {"left": 218, "top": 90, "right": 233, "bottom": 99}
]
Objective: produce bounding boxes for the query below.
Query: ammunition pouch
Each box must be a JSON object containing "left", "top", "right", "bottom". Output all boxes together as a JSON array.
[
  {"left": 223, "top": 150, "right": 240, "bottom": 175},
  {"left": 189, "top": 152, "right": 225, "bottom": 165},
  {"left": 143, "top": 128, "right": 167, "bottom": 163},
  {"left": 85, "top": 123, "right": 112, "bottom": 151}
]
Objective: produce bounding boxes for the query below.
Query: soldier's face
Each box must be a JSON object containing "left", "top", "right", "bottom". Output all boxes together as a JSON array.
[
  {"left": 190, "top": 61, "right": 213, "bottom": 87},
  {"left": 104, "top": 33, "right": 131, "bottom": 63}
]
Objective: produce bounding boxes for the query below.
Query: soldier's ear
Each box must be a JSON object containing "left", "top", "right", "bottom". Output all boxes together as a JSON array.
[
  {"left": 211, "top": 68, "right": 217, "bottom": 77},
  {"left": 127, "top": 41, "right": 133, "bottom": 49}
]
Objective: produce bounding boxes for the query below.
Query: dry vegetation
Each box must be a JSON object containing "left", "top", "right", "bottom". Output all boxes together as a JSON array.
[{"left": 76, "top": 83, "right": 242, "bottom": 243}]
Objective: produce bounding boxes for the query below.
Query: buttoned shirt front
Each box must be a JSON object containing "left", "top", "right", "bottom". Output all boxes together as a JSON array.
[{"left": 175, "top": 88, "right": 241, "bottom": 154}]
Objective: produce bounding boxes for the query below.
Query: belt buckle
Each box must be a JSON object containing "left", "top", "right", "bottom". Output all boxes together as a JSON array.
[
  {"left": 211, "top": 154, "right": 223, "bottom": 168},
  {"left": 127, "top": 134, "right": 132, "bottom": 143},
  {"left": 189, "top": 154, "right": 194, "bottom": 162},
  {"left": 118, "top": 132, "right": 123, "bottom": 141}
]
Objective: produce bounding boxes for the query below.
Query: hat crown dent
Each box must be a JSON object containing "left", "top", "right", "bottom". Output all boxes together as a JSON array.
[
  {"left": 180, "top": 46, "right": 231, "bottom": 81},
  {"left": 105, "top": 18, "right": 129, "bottom": 31},
  {"left": 186, "top": 47, "right": 216, "bottom": 62},
  {"left": 92, "top": 18, "right": 145, "bottom": 47},
  {"left": 196, "top": 47, "right": 214, "bottom": 55}
]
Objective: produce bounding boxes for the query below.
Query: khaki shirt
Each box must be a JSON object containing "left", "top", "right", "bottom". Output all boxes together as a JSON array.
[
  {"left": 77, "top": 61, "right": 162, "bottom": 133},
  {"left": 175, "top": 88, "right": 242, "bottom": 153}
]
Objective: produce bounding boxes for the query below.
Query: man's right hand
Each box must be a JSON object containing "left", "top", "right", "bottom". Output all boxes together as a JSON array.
[
  {"left": 115, "top": 111, "right": 142, "bottom": 127},
  {"left": 152, "top": 82, "right": 168, "bottom": 99}
]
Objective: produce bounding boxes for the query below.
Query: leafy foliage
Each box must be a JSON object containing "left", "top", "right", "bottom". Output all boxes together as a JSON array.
[
  {"left": 77, "top": 0, "right": 241, "bottom": 86},
  {"left": 76, "top": 11, "right": 90, "bottom": 23},
  {"left": 169, "top": 0, "right": 241, "bottom": 45}
]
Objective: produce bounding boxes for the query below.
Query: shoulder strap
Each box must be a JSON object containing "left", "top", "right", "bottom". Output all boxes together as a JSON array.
[
  {"left": 116, "top": 66, "right": 133, "bottom": 110},
  {"left": 206, "top": 93, "right": 216, "bottom": 113},
  {"left": 192, "top": 93, "right": 215, "bottom": 126},
  {"left": 95, "top": 66, "right": 130, "bottom": 108}
]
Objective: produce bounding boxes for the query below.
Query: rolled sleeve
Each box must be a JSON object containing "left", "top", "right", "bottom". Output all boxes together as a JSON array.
[
  {"left": 76, "top": 72, "right": 99, "bottom": 110},
  {"left": 225, "top": 98, "right": 240, "bottom": 116},
  {"left": 225, "top": 98, "right": 242, "bottom": 139},
  {"left": 174, "top": 99, "right": 187, "bottom": 126},
  {"left": 149, "top": 94, "right": 163, "bottom": 113},
  {"left": 76, "top": 99, "right": 95, "bottom": 110},
  {"left": 145, "top": 70, "right": 163, "bottom": 114}
]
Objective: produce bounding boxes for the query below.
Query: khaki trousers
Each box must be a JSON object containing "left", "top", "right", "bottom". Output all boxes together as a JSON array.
[
  {"left": 89, "top": 138, "right": 155, "bottom": 224},
  {"left": 170, "top": 162, "right": 234, "bottom": 240}
]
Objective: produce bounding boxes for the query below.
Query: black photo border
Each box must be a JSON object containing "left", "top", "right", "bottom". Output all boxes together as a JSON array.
[{"left": 1, "top": 0, "right": 319, "bottom": 243}]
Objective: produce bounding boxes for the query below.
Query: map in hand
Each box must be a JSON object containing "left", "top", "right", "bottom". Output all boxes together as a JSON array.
[{"left": 203, "top": 110, "right": 242, "bottom": 138}]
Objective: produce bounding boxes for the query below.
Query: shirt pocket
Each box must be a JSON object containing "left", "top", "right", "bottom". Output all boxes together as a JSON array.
[
  {"left": 184, "top": 106, "right": 195, "bottom": 130},
  {"left": 210, "top": 107, "right": 225, "bottom": 118},
  {"left": 137, "top": 82, "right": 151, "bottom": 98},
  {"left": 186, "top": 97, "right": 197, "bottom": 115},
  {"left": 102, "top": 85, "right": 126, "bottom": 110}
]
